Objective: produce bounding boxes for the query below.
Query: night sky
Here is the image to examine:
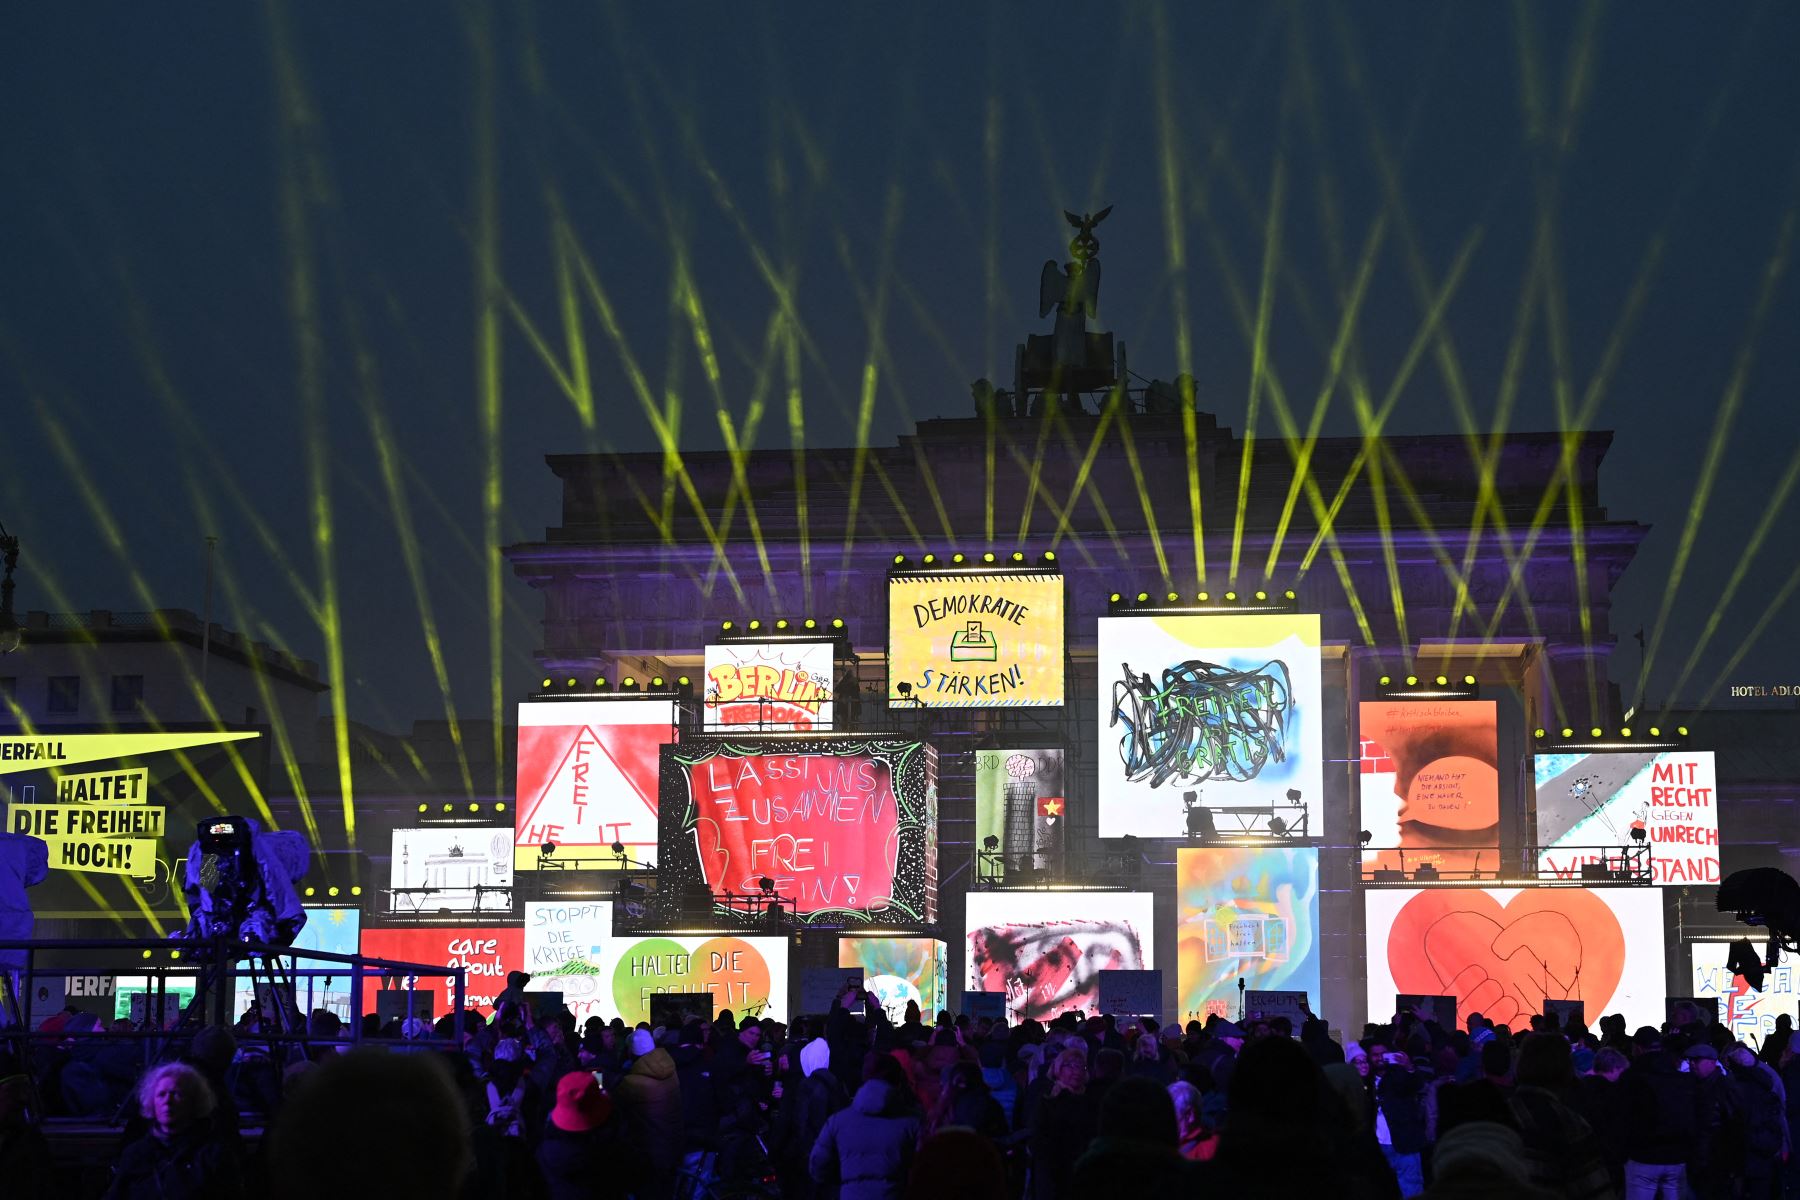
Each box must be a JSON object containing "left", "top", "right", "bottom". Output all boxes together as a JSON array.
[{"left": 4, "top": 3, "right": 1798, "bottom": 731}]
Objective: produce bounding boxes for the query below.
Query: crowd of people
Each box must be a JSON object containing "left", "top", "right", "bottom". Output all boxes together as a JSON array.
[{"left": 3, "top": 977, "right": 1799, "bottom": 1200}]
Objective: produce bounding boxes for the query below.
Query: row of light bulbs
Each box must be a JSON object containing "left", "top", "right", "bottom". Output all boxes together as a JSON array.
[
  {"left": 1109, "top": 588, "right": 1298, "bottom": 604},
  {"left": 1534, "top": 725, "right": 1688, "bottom": 740},
  {"left": 891, "top": 551, "right": 1057, "bottom": 567}
]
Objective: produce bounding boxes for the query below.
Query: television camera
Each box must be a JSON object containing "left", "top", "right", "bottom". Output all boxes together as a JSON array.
[{"left": 177, "top": 816, "right": 310, "bottom": 946}]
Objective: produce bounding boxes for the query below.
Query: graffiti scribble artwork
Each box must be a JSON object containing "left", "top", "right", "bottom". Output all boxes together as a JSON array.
[
  {"left": 1111, "top": 658, "right": 1293, "bottom": 788},
  {"left": 1096, "top": 614, "right": 1322, "bottom": 839},
  {"left": 969, "top": 918, "right": 1144, "bottom": 1021},
  {"left": 965, "top": 891, "right": 1155, "bottom": 1021}
]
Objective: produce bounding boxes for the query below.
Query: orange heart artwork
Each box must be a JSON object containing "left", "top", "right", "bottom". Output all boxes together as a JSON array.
[{"left": 1386, "top": 889, "right": 1627, "bottom": 1028}]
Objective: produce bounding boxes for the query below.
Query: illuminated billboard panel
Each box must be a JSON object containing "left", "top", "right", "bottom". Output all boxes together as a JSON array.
[
  {"left": 522, "top": 899, "right": 613, "bottom": 1022},
  {"left": 703, "top": 641, "right": 835, "bottom": 731},
  {"left": 659, "top": 738, "right": 938, "bottom": 925},
  {"left": 1690, "top": 940, "right": 1797, "bottom": 1045},
  {"left": 974, "top": 748, "right": 1065, "bottom": 874},
  {"left": 887, "top": 572, "right": 1064, "bottom": 707},
  {"left": 1534, "top": 750, "right": 1719, "bottom": 885},
  {"left": 1176, "top": 847, "right": 1319, "bottom": 1023},
  {"left": 838, "top": 937, "right": 947, "bottom": 1024},
  {"left": 964, "top": 890, "right": 1154, "bottom": 1022},
  {"left": 389, "top": 827, "right": 513, "bottom": 913},
  {"left": 606, "top": 934, "right": 788, "bottom": 1026},
  {"left": 359, "top": 925, "right": 525, "bottom": 1018},
  {"left": 1097, "top": 613, "right": 1323, "bottom": 839},
  {"left": 1365, "top": 887, "right": 1665, "bottom": 1030},
  {"left": 233, "top": 905, "right": 362, "bottom": 1020},
  {"left": 1359, "top": 701, "right": 1499, "bottom": 875},
  {"left": 515, "top": 698, "right": 677, "bottom": 870}
]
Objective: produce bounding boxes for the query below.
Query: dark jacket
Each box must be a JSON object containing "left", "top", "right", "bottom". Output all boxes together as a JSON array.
[
  {"left": 105, "top": 1128, "right": 243, "bottom": 1200},
  {"left": 1375, "top": 1065, "right": 1429, "bottom": 1155},
  {"left": 809, "top": 1079, "right": 921, "bottom": 1200},
  {"left": 1621, "top": 1052, "right": 1701, "bottom": 1166},
  {"left": 1028, "top": 1088, "right": 1099, "bottom": 1200},
  {"left": 536, "top": 1120, "right": 625, "bottom": 1200},
  {"left": 946, "top": 1089, "right": 1009, "bottom": 1142},
  {"left": 775, "top": 1069, "right": 850, "bottom": 1200},
  {"left": 669, "top": 1042, "right": 721, "bottom": 1145},
  {"left": 1071, "top": 1134, "right": 1190, "bottom": 1192},
  {"left": 1729, "top": 1061, "right": 1785, "bottom": 1165},
  {"left": 614, "top": 1048, "right": 684, "bottom": 1175}
]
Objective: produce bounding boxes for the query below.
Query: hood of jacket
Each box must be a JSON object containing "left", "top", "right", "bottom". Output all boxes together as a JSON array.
[
  {"left": 851, "top": 1078, "right": 903, "bottom": 1116},
  {"left": 629, "top": 1046, "right": 678, "bottom": 1081}
]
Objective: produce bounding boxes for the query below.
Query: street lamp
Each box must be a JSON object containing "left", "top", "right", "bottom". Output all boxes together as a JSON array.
[{"left": 0, "top": 522, "right": 20, "bottom": 655}]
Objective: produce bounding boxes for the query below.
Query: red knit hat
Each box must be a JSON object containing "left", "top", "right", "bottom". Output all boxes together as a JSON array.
[{"left": 550, "top": 1071, "right": 612, "bottom": 1132}]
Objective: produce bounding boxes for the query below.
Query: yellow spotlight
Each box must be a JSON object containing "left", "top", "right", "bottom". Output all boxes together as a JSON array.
[
  {"left": 1284, "top": 590, "right": 1296, "bottom": 600},
  {"left": 469, "top": 802, "right": 480, "bottom": 813},
  {"left": 982, "top": 552, "right": 996, "bottom": 563},
  {"left": 1043, "top": 551, "right": 1056, "bottom": 563},
  {"left": 304, "top": 886, "right": 315, "bottom": 897},
  {"left": 1677, "top": 726, "right": 1689, "bottom": 736},
  {"left": 776, "top": 619, "right": 789, "bottom": 630},
  {"left": 170, "top": 950, "right": 181, "bottom": 960},
  {"left": 328, "top": 886, "right": 340, "bottom": 897},
  {"left": 1621, "top": 728, "right": 1632, "bottom": 738},
  {"left": 1167, "top": 591, "right": 1179, "bottom": 602},
  {"left": 748, "top": 620, "right": 761, "bottom": 631},
  {"left": 922, "top": 553, "right": 936, "bottom": 565},
  {"left": 722, "top": 620, "right": 734, "bottom": 631},
  {"left": 1109, "top": 592, "right": 1122, "bottom": 603},
  {"left": 892, "top": 554, "right": 905, "bottom": 565},
  {"left": 540, "top": 677, "right": 552, "bottom": 689},
  {"left": 952, "top": 553, "right": 966, "bottom": 564},
  {"left": 623, "top": 676, "right": 637, "bottom": 688},
  {"left": 1379, "top": 675, "right": 1391, "bottom": 686},
  {"left": 831, "top": 618, "right": 844, "bottom": 629},
  {"left": 1649, "top": 727, "right": 1662, "bottom": 737},
  {"left": 142, "top": 949, "right": 152, "bottom": 959},
  {"left": 1197, "top": 591, "right": 1209, "bottom": 601},
  {"left": 442, "top": 803, "right": 453, "bottom": 813},
  {"left": 351, "top": 885, "right": 362, "bottom": 896},
  {"left": 1435, "top": 676, "right": 1448, "bottom": 686},
  {"left": 1255, "top": 590, "right": 1268, "bottom": 601},
  {"left": 495, "top": 802, "right": 506, "bottom": 813},
  {"left": 1463, "top": 675, "right": 1476, "bottom": 686},
  {"left": 1533, "top": 728, "right": 1546, "bottom": 738},
  {"left": 1225, "top": 591, "right": 1238, "bottom": 601},
  {"left": 1561, "top": 727, "right": 1574, "bottom": 738},
  {"left": 804, "top": 619, "right": 817, "bottom": 629},
  {"left": 417, "top": 803, "right": 427, "bottom": 814},
  {"left": 1011, "top": 551, "right": 1025, "bottom": 562},
  {"left": 595, "top": 678, "right": 607, "bottom": 689},
  {"left": 677, "top": 676, "right": 690, "bottom": 687},
  {"left": 565, "top": 678, "right": 576, "bottom": 688},
  {"left": 1136, "top": 592, "right": 1150, "bottom": 603},
  {"left": 1406, "top": 676, "right": 1418, "bottom": 686}
]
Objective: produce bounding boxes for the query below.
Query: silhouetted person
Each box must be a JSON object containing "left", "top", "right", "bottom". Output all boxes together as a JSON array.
[{"left": 266, "top": 1049, "right": 472, "bottom": 1200}]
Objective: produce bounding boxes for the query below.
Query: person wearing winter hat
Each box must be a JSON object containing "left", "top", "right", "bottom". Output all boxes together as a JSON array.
[
  {"left": 615, "top": 1024, "right": 683, "bottom": 1198},
  {"left": 537, "top": 1071, "right": 621, "bottom": 1200}
]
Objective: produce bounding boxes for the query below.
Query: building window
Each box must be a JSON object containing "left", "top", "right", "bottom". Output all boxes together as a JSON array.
[
  {"left": 47, "top": 676, "right": 80, "bottom": 714},
  {"left": 111, "top": 675, "right": 145, "bottom": 714}
]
